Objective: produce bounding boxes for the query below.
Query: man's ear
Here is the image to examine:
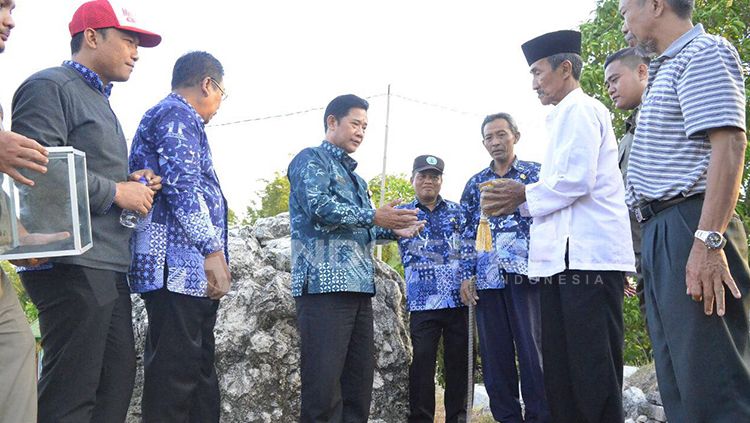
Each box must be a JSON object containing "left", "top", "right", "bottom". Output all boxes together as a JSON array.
[
  {"left": 652, "top": 0, "right": 666, "bottom": 18},
  {"left": 637, "top": 63, "right": 649, "bottom": 81},
  {"left": 200, "top": 77, "right": 212, "bottom": 97},
  {"left": 83, "top": 28, "right": 99, "bottom": 49},
  {"left": 325, "top": 114, "right": 338, "bottom": 132}
]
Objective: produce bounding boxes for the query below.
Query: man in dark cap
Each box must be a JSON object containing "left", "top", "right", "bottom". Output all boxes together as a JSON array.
[
  {"left": 395, "top": 155, "right": 468, "bottom": 423},
  {"left": 10, "top": 1, "right": 161, "bottom": 422},
  {"left": 459, "top": 113, "right": 549, "bottom": 423},
  {"left": 288, "top": 94, "right": 424, "bottom": 423},
  {"left": 480, "top": 30, "right": 635, "bottom": 423},
  {"left": 621, "top": 0, "right": 750, "bottom": 421}
]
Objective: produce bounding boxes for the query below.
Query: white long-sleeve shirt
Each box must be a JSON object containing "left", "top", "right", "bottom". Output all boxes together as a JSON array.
[{"left": 523, "top": 88, "right": 635, "bottom": 278}]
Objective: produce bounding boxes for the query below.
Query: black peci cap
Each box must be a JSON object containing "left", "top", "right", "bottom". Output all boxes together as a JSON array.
[{"left": 521, "top": 30, "right": 582, "bottom": 66}]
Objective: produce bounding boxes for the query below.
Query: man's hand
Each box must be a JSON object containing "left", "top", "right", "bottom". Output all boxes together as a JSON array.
[
  {"left": 460, "top": 279, "right": 478, "bottom": 306},
  {"left": 685, "top": 240, "right": 742, "bottom": 316},
  {"left": 374, "top": 199, "right": 420, "bottom": 230},
  {"left": 0, "top": 131, "right": 49, "bottom": 186},
  {"left": 129, "top": 169, "right": 163, "bottom": 192},
  {"left": 480, "top": 179, "right": 526, "bottom": 216},
  {"left": 9, "top": 230, "right": 71, "bottom": 267},
  {"left": 205, "top": 251, "right": 231, "bottom": 300},
  {"left": 393, "top": 221, "right": 426, "bottom": 239},
  {"left": 114, "top": 180, "right": 155, "bottom": 215}
]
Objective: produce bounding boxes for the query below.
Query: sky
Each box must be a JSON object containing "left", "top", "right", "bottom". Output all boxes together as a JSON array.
[{"left": 0, "top": 0, "right": 604, "bottom": 216}]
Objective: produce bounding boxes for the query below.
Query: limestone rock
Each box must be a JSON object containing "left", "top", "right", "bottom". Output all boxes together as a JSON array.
[{"left": 127, "top": 214, "right": 410, "bottom": 422}]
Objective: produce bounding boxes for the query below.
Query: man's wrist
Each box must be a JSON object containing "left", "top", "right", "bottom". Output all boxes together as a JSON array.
[{"left": 694, "top": 229, "right": 727, "bottom": 250}]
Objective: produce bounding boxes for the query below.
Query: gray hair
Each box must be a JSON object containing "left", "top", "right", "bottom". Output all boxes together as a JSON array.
[
  {"left": 481, "top": 113, "right": 521, "bottom": 139},
  {"left": 548, "top": 53, "right": 583, "bottom": 81},
  {"left": 640, "top": 0, "right": 694, "bottom": 19}
]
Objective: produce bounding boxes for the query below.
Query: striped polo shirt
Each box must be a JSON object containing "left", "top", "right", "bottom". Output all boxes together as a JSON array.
[{"left": 626, "top": 24, "right": 746, "bottom": 207}]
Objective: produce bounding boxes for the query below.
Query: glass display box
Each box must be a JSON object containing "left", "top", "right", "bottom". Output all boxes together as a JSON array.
[{"left": 0, "top": 147, "right": 92, "bottom": 260}]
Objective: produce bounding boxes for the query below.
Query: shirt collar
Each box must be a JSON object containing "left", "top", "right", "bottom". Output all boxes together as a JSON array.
[
  {"left": 625, "top": 108, "right": 639, "bottom": 134},
  {"left": 63, "top": 60, "right": 113, "bottom": 98},
  {"left": 487, "top": 156, "right": 521, "bottom": 177},
  {"left": 660, "top": 24, "right": 705, "bottom": 59},
  {"left": 168, "top": 93, "right": 205, "bottom": 127},
  {"left": 321, "top": 141, "right": 358, "bottom": 171},
  {"left": 414, "top": 195, "right": 445, "bottom": 212}
]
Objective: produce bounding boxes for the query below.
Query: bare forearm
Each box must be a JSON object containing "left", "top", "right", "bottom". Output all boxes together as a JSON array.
[{"left": 698, "top": 128, "right": 747, "bottom": 232}]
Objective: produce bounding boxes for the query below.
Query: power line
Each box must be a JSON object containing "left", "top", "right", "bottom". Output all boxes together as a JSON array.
[
  {"left": 207, "top": 93, "right": 387, "bottom": 128},
  {"left": 391, "top": 93, "right": 485, "bottom": 118},
  {"left": 206, "top": 91, "right": 484, "bottom": 128}
]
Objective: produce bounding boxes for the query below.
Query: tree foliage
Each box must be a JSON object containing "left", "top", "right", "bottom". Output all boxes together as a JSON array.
[
  {"left": 243, "top": 171, "right": 291, "bottom": 225},
  {"left": 1, "top": 261, "right": 37, "bottom": 322}
]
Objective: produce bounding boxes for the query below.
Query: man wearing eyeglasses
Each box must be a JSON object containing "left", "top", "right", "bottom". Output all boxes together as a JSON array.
[
  {"left": 127, "top": 51, "right": 230, "bottom": 423},
  {"left": 395, "top": 155, "right": 468, "bottom": 423},
  {"left": 459, "top": 113, "right": 550, "bottom": 423}
]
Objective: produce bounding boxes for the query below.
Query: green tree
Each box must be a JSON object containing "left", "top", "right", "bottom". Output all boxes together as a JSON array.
[
  {"left": 1, "top": 261, "right": 37, "bottom": 322},
  {"left": 243, "top": 171, "right": 291, "bottom": 225}
]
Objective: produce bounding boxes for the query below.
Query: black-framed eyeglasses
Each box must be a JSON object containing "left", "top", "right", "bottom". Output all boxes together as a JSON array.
[{"left": 209, "top": 78, "right": 228, "bottom": 101}]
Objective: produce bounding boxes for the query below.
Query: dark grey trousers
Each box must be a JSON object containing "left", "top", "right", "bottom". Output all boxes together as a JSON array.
[
  {"left": 295, "top": 292, "right": 374, "bottom": 423},
  {"left": 641, "top": 196, "right": 750, "bottom": 423},
  {"left": 21, "top": 264, "right": 135, "bottom": 423}
]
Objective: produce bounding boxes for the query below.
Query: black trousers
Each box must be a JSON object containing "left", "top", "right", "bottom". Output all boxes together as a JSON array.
[
  {"left": 295, "top": 292, "right": 374, "bottom": 423},
  {"left": 141, "top": 287, "right": 221, "bottom": 423},
  {"left": 476, "top": 276, "right": 549, "bottom": 423},
  {"left": 539, "top": 269, "right": 625, "bottom": 423},
  {"left": 641, "top": 197, "right": 750, "bottom": 423},
  {"left": 21, "top": 264, "right": 136, "bottom": 423},
  {"left": 408, "top": 307, "right": 468, "bottom": 423}
]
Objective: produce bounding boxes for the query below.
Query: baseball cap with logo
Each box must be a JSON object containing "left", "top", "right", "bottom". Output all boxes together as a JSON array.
[
  {"left": 69, "top": 0, "right": 162, "bottom": 48},
  {"left": 412, "top": 155, "right": 445, "bottom": 174}
]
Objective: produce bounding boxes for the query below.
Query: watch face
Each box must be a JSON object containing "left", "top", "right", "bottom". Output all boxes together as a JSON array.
[{"left": 707, "top": 232, "right": 723, "bottom": 248}]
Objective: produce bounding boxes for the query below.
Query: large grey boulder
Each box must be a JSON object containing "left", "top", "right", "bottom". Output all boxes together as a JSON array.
[{"left": 126, "top": 213, "right": 410, "bottom": 422}]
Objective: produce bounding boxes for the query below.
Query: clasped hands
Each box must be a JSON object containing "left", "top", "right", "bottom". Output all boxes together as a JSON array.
[
  {"left": 114, "top": 169, "right": 163, "bottom": 215},
  {"left": 479, "top": 179, "right": 526, "bottom": 217}
]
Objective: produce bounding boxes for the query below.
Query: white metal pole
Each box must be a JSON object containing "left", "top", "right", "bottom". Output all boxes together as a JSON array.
[{"left": 377, "top": 84, "right": 391, "bottom": 260}]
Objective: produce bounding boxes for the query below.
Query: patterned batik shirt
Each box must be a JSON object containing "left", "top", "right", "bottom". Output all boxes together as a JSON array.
[
  {"left": 460, "top": 158, "right": 540, "bottom": 290},
  {"left": 397, "top": 197, "right": 466, "bottom": 312},
  {"left": 288, "top": 141, "right": 395, "bottom": 297},
  {"left": 127, "top": 93, "right": 228, "bottom": 297}
]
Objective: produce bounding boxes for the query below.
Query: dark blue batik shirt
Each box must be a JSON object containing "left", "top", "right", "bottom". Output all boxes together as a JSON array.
[
  {"left": 460, "top": 158, "right": 540, "bottom": 290},
  {"left": 127, "top": 93, "right": 228, "bottom": 297},
  {"left": 288, "top": 141, "right": 395, "bottom": 297},
  {"left": 397, "top": 197, "right": 466, "bottom": 312}
]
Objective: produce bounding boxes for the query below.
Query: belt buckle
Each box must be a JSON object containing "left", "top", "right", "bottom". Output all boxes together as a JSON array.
[{"left": 634, "top": 207, "right": 645, "bottom": 223}]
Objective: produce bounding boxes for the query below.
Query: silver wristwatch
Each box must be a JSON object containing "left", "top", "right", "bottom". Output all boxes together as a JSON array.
[{"left": 694, "top": 230, "right": 727, "bottom": 250}]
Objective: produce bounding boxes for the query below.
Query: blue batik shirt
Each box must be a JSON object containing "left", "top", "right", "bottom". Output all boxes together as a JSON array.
[
  {"left": 460, "top": 158, "right": 540, "bottom": 290},
  {"left": 288, "top": 141, "right": 395, "bottom": 297},
  {"left": 397, "top": 197, "right": 466, "bottom": 312},
  {"left": 127, "top": 93, "right": 228, "bottom": 297}
]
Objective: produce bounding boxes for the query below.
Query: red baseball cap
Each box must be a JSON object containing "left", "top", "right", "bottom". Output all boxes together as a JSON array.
[{"left": 69, "top": 0, "right": 161, "bottom": 48}]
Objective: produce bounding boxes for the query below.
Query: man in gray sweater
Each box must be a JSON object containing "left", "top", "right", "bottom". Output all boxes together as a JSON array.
[{"left": 10, "top": 1, "right": 161, "bottom": 422}]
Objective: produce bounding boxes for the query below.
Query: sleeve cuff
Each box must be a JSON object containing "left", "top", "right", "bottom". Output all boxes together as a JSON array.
[{"left": 98, "top": 181, "right": 117, "bottom": 215}]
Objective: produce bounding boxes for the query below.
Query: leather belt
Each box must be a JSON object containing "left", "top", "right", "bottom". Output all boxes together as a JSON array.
[{"left": 634, "top": 193, "right": 704, "bottom": 223}]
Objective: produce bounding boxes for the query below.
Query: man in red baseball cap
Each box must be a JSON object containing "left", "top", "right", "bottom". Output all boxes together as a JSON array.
[{"left": 10, "top": 1, "right": 162, "bottom": 422}]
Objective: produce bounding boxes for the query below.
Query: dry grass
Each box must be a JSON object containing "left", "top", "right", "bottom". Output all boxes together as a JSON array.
[{"left": 434, "top": 386, "right": 495, "bottom": 422}]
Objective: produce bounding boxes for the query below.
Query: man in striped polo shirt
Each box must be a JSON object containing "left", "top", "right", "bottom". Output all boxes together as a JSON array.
[{"left": 620, "top": 0, "right": 750, "bottom": 421}]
